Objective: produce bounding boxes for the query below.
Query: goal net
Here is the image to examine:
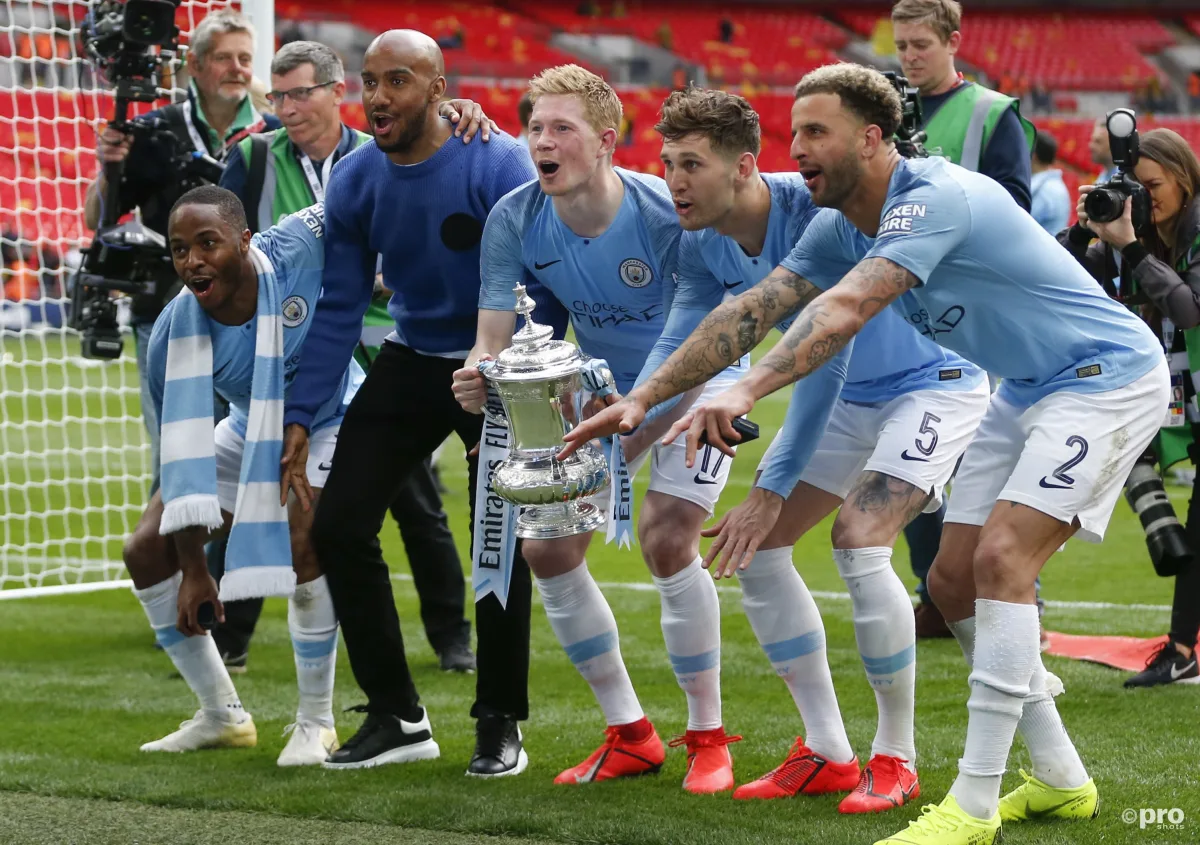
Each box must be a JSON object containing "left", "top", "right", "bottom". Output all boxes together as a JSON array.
[{"left": 0, "top": 0, "right": 244, "bottom": 597}]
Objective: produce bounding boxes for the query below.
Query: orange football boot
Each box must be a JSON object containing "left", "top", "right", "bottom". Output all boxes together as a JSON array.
[
  {"left": 669, "top": 727, "right": 741, "bottom": 794},
  {"left": 733, "top": 737, "right": 860, "bottom": 800},
  {"left": 554, "top": 720, "right": 665, "bottom": 784},
  {"left": 837, "top": 754, "right": 920, "bottom": 814}
]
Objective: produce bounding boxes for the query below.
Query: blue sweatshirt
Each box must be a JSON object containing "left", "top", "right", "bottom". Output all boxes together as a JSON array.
[{"left": 285, "top": 131, "right": 563, "bottom": 431}]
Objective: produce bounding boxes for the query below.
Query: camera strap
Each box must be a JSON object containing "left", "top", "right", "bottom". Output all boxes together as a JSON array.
[{"left": 298, "top": 152, "right": 335, "bottom": 204}]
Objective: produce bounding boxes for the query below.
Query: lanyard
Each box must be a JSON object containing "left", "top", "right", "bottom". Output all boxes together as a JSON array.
[
  {"left": 180, "top": 99, "right": 263, "bottom": 160},
  {"left": 180, "top": 100, "right": 210, "bottom": 156},
  {"left": 298, "top": 152, "right": 335, "bottom": 203}
]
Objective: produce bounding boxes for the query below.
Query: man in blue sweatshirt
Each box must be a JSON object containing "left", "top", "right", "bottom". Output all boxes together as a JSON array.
[{"left": 282, "top": 30, "right": 565, "bottom": 775}]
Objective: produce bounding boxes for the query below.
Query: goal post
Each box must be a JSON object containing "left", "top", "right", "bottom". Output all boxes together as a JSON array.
[{"left": 0, "top": 0, "right": 270, "bottom": 599}]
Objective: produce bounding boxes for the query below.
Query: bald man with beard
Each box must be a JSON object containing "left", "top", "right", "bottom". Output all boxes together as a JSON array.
[{"left": 284, "top": 30, "right": 567, "bottom": 775}]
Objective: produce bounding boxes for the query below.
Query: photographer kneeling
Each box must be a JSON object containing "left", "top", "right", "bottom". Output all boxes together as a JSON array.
[{"left": 1061, "top": 125, "right": 1200, "bottom": 687}]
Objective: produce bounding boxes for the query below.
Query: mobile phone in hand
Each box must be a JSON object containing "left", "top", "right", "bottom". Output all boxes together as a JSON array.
[
  {"left": 197, "top": 601, "right": 217, "bottom": 631},
  {"left": 698, "top": 416, "right": 760, "bottom": 447}
]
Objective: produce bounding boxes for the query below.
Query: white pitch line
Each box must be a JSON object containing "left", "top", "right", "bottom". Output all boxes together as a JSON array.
[
  {"left": 0, "top": 557, "right": 1170, "bottom": 613},
  {"left": 389, "top": 573, "right": 1169, "bottom": 613}
]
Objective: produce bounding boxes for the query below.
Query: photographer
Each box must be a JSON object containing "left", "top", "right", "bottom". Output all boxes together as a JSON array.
[
  {"left": 84, "top": 10, "right": 280, "bottom": 492},
  {"left": 1062, "top": 126, "right": 1200, "bottom": 687}
]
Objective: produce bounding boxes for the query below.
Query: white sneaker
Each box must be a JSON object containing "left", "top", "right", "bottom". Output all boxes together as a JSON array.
[
  {"left": 140, "top": 710, "right": 257, "bottom": 752},
  {"left": 277, "top": 720, "right": 339, "bottom": 767}
]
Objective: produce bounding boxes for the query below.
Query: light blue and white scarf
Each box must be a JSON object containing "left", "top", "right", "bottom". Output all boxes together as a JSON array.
[{"left": 158, "top": 245, "right": 294, "bottom": 600}]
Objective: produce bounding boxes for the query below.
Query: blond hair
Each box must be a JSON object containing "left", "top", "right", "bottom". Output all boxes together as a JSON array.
[
  {"left": 528, "top": 64, "right": 622, "bottom": 136},
  {"left": 656, "top": 87, "right": 760, "bottom": 157},
  {"left": 891, "top": 0, "right": 961, "bottom": 43}
]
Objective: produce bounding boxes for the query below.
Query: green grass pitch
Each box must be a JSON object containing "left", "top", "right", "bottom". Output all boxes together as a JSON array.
[{"left": 1, "top": 333, "right": 1198, "bottom": 844}]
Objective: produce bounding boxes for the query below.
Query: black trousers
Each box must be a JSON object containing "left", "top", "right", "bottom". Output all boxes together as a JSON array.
[
  {"left": 1176, "top": 479, "right": 1200, "bottom": 648},
  {"left": 210, "top": 455, "right": 470, "bottom": 656},
  {"left": 311, "top": 341, "right": 531, "bottom": 720}
]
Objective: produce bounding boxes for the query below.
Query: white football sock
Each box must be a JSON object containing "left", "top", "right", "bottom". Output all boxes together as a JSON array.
[
  {"left": 288, "top": 575, "right": 338, "bottom": 728},
  {"left": 950, "top": 598, "right": 1040, "bottom": 820},
  {"left": 738, "top": 548, "right": 854, "bottom": 763},
  {"left": 949, "top": 615, "right": 1089, "bottom": 789},
  {"left": 135, "top": 571, "right": 246, "bottom": 722},
  {"left": 654, "top": 557, "right": 722, "bottom": 731},
  {"left": 537, "top": 563, "right": 643, "bottom": 727},
  {"left": 833, "top": 547, "right": 916, "bottom": 767}
]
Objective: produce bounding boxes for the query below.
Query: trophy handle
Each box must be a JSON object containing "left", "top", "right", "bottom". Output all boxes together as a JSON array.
[{"left": 476, "top": 358, "right": 508, "bottom": 428}]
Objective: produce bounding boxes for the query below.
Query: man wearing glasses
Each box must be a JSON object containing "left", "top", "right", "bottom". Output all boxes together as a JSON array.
[{"left": 216, "top": 40, "right": 496, "bottom": 678}]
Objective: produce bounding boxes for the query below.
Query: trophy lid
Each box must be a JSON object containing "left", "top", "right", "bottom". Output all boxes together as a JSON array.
[{"left": 488, "top": 283, "right": 583, "bottom": 382}]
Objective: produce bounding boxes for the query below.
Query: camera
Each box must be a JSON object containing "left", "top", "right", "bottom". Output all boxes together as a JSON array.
[
  {"left": 1084, "top": 108, "right": 1152, "bottom": 236},
  {"left": 71, "top": 0, "right": 224, "bottom": 359},
  {"left": 1124, "top": 458, "right": 1192, "bottom": 578},
  {"left": 883, "top": 71, "right": 928, "bottom": 159}
]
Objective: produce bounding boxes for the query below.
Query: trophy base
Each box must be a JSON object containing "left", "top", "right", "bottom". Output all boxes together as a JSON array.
[{"left": 516, "top": 500, "right": 605, "bottom": 539}]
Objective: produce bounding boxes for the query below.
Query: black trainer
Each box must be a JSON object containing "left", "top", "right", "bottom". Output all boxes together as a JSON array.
[
  {"left": 439, "top": 642, "right": 477, "bottom": 674},
  {"left": 1124, "top": 639, "right": 1200, "bottom": 688},
  {"left": 323, "top": 705, "right": 441, "bottom": 769},
  {"left": 467, "top": 713, "right": 528, "bottom": 777}
]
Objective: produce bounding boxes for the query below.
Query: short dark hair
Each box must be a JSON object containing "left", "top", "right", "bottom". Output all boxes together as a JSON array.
[
  {"left": 1033, "top": 130, "right": 1058, "bottom": 166},
  {"left": 655, "top": 87, "right": 761, "bottom": 157},
  {"left": 793, "top": 63, "right": 902, "bottom": 140},
  {"left": 169, "top": 185, "right": 249, "bottom": 234},
  {"left": 891, "top": 0, "right": 962, "bottom": 43},
  {"left": 518, "top": 91, "right": 533, "bottom": 129}
]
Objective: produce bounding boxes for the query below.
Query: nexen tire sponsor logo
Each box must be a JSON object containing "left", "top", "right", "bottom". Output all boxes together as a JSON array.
[{"left": 878, "top": 203, "right": 926, "bottom": 236}]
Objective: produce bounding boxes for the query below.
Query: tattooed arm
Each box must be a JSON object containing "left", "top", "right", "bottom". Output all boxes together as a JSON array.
[
  {"left": 557, "top": 265, "right": 822, "bottom": 454},
  {"left": 736, "top": 258, "right": 921, "bottom": 401}
]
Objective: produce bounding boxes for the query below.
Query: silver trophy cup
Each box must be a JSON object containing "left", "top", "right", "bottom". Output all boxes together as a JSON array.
[{"left": 480, "top": 284, "right": 611, "bottom": 539}]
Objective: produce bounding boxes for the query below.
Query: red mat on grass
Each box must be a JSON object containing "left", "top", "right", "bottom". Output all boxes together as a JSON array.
[{"left": 1044, "top": 631, "right": 1167, "bottom": 672}]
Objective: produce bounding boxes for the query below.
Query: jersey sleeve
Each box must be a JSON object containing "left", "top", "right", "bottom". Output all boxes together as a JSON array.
[
  {"left": 258, "top": 203, "right": 325, "bottom": 277},
  {"left": 284, "top": 169, "right": 375, "bottom": 432},
  {"left": 754, "top": 342, "right": 852, "bottom": 498},
  {"left": 863, "top": 181, "right": 971, "bottom": 285},
  {"left": 144, "top": 300, "right": 174, "bottom": 432},
  {"left": 780, "top": 209, "right": 862, "bottom": 291},
  {"left": 479, "top": 192, "right": 534, "bottom": 311}
]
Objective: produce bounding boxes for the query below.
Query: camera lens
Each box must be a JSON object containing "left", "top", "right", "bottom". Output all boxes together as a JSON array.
[{"left": 1084, "top": 186, "right": 1124, "bottom": 223}]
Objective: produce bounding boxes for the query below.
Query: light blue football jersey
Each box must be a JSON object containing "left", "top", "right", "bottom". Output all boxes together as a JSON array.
[
  {"left": 479, "top": 169, "right": 683, "bottom": 394},
  {"left": 783, "top": 158, "right": 1162, "bottom": 407},
  {"left": 149, "top": 206, "right": 362, "bottom": 437}
]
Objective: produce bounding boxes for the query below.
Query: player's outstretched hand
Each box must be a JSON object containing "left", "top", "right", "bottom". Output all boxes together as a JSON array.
[
  {"left": 281, "top": 423, "right": 313, "bottom": 511},
  {"left": 559, "top": 396, "right": 646, "bottom": 459},
  {"left": 440, "top": 98, "right": 499, "bottom": 143},
  {"left": 177, "top": 568, "right": 223, "bottom": 637},
  {"left": 452, "top": 354, "right": 492, "bottom": 414},
  {"left": 702, "top": 487, "right": 784, "bottom": 580},
  {"left": 663, "top": 385, "right": 755, "bottom": 467}
]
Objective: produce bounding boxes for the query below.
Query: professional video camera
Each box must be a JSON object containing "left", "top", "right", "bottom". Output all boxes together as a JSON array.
[
  {"left": 71, "top": 0, "right": 224, "bottom": 359},
  {"left": 884, "top": 71, "right": 927, "bottom": 159},
  {"left": 1083, "top": 108, "right": 1152, "bottom": 237}
]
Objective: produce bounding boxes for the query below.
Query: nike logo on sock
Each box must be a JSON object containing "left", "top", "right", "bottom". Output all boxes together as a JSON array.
[{"left": 534, "top": 259, "right": 562, "bottom": 270}]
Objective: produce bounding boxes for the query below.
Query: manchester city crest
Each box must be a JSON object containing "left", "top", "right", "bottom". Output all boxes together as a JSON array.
[
  {"left": 281, "top": 295, "right": 309, "bottom": 328},
  {"left": 619, "top": 258, "right": 652, "bottom": 288}
]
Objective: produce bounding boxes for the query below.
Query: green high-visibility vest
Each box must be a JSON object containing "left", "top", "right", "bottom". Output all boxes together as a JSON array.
[
  {"left": 236, "top": 126, "right": 387, "bottom": 371},
  {"left": 237, "top": 126, "right": 372, "bottom": 233},
  {"left": 921, "top": 82, "right": 1035, "bottom": 172}
]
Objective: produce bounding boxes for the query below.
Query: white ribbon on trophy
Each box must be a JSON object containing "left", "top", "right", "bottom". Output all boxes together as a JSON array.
[
  {"left": 471, "top": 359, "right": 519, "bottom": 608},
  {"left": 579, "top": 358, "right": 633, "bottom": 549}
]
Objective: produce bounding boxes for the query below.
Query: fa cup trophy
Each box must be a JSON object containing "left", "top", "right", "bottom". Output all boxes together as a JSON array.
[{"left": 480, "top": 284, "right": 612, "bottom": 538}]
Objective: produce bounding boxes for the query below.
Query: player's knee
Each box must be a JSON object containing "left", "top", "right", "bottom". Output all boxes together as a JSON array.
[
  {"left": 972, "top": 530, "right": 1033, "bottom": 596},
  {"left": 927, "top": 554, "right": 967, "bottom": 609},
  {"left": 640, "top": 522, "right": 698, "bottom": 573},
  {"left": 829, "top": 510, "right": 885, "bottom": 550},
  {"left": 521, "top": 539, "right": 561, "bottom": 578},
  {"left": 289, "top": 527, "right": 322, "bottom": 582},
  {"left": 122, "top": 526, "right": 160, "bottom": 580}
]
